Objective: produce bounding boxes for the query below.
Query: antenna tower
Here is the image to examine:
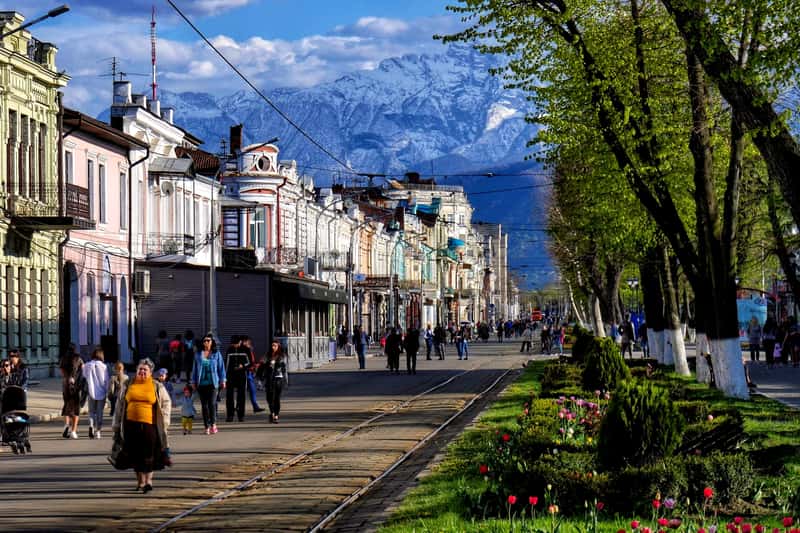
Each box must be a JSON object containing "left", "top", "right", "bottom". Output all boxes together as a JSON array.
[{"left": 150, "top": 5, "right": 157, "bottom": 101}]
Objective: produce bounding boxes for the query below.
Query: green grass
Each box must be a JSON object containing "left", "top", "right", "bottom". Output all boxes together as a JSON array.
[{"left": 378, "top": 362, "right": 800, "bottom": 533}]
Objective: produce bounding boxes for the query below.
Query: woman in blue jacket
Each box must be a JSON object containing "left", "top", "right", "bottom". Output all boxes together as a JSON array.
[{"left": 190, "top": 335, "right": 226, "bottom": 434}]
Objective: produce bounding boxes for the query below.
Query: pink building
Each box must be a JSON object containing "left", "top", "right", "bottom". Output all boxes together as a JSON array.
[{"left": 61, "top": 108, "right": 147, "bottom": 361}]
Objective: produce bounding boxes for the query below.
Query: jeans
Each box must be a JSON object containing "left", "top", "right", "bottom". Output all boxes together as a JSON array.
[
  {"left": 520, "top": 340, "right": 531, "bottom": 352},
  {"left": 749, "top": 342, "right": 760, "bottom": 362},
  {"left": 457, "top": 342, "right": 468, "bottom": 359},
  {"left": 198, "top": 385, "right": 217, "bottom": 428},
  {"left": 356, "top": 344, "right": 366, "bottom": 369},
  {"left": 266, "top": 378, "right": 284, "bottom": 416},
  {"left": 435, "top": 342, "right": 445, "bottom": 359},
  {"left": 246, "top": 371, "right": 261, "bottom": 410},
  {"left": 406, "top": 350, "right": 417, "bottom": 373},
  {"left": 226, "top": 378, "right": 246, "bottom": 420},
  {"left": 87, "top": 398, "right": 106, "bottom": 431},
  {"left": 425, "top": 340, "right": 433, "bottom": 359}
]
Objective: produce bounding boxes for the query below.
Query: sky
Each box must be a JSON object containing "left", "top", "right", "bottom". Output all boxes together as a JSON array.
[{"left": 2, "top": 0, "right": 461, "bottom": 115}]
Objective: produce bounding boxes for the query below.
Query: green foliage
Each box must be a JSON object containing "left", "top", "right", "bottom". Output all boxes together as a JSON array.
[
  {"left": 598, "top": 380, "right": 684, "bottom": 469},
  {"left": 541, "top": 362, "right": 583, "bottom": 397},
  {"left": 581, "top": 337, "right": 631, "bottom": 392},
  {"left": 684, "top": 452, "right": 754, "bottom": 506},
  {"left": 570, "top": 325, "right": 595, "bottom": 364}
]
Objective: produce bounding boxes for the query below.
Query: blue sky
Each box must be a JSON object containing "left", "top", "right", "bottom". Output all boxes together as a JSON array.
[{"left": 1, "top": 0, "right": 460, "bottom": 114}]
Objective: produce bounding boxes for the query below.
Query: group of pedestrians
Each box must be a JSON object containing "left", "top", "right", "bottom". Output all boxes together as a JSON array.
[{"left": 747, "top": 314, "right": 800, "bottom": 367}]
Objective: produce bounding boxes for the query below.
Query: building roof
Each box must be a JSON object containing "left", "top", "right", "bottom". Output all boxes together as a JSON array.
[
  {"left": 149, "top": 157, "right": 194, "bottom": 177},
  {"left": 176, "top": 146, "right": 221, "bottom": 175},
  {"left": 63, "top": 108, "right": 148, "bottom": 150}
]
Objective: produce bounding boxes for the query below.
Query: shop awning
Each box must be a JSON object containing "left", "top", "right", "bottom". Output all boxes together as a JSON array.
[{"left": 273, "top": 274, "right": 347, "bottom": 304}]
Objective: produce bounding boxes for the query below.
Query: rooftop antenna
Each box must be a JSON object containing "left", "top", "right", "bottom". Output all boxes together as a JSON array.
[
  {"left": 150, "top": 5, "right": 158, "bottom": 101},
  {"left": 100, "top": 56, "right": 148, "bottom": 81}
]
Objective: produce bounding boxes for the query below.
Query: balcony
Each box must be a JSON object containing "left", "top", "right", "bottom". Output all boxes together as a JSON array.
[
  {"left": 256, "top": 246, "right": 299, "bottom": 267},
  {"left": 317, "top": 251, "right": 349, "bottom": 271},
  {"left": 6, "top": 191, "right": 76, "bottom": 230},
  {"left": 145, "top": 233, "right": 195, "bottom": 258}
]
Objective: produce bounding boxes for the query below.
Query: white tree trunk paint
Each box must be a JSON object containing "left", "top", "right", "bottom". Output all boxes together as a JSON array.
[
  {"left": 710, "top": 337, "right": 749, "bottom": 399},
  {"left": 663, "top": 330, "right": 674, "bottom": 365},
  {"left": 651, "top": 330, "right": 665, "bottom": 363},
  {"left": 646, "top": 328, "right": 656, "bottom": 359},
  {"left": 667, "top": 327, "right": 690, "bottom": 376},
  {"left": 695, "top": 332, "right": 711, "bottom": 384},
  {"left": 591, "top": 296, "right": 605, "bottom": 337}
]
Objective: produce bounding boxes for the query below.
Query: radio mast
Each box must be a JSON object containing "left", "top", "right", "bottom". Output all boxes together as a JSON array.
[{"left": 150, "top": 5, "right": 157, "bottom": 101}]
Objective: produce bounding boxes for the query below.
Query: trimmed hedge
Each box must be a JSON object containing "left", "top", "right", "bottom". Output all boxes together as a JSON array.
[{"left": 581, "top": 337, "right": 631, "bottom": 392}]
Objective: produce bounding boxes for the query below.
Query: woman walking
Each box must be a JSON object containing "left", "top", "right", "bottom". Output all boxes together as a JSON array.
[
  {"left": 83, "top": 348, "right": 110, "bottom": 439},
  {"left": 111, "top": 358, "right": 171, "bottom": 493},
  {"left": 59, "top": 343, "right": 83, "bottom": 439},
  {"left": 265, "top": 341, "right": 287, "bottom": 423},
  {"left": 190, "top": 335, "right": 226, "bottom": 434},
  {"left": 7, "top": 349, "right": 28, "bottom": 390},
  {"left": 108, "top": 361, "right": 128, "bottom": 418}
]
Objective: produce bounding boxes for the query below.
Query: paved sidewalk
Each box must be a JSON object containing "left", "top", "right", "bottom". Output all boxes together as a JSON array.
[{"left": 20, "top": 344, "right": 799, "bottom": 424}]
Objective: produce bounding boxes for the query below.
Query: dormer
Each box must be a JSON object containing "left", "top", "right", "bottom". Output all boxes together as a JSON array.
[{"left": 239, "top": 144, "right": 278, "bottom": 174}]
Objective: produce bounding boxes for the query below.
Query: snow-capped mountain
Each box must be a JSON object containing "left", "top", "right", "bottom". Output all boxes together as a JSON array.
[{"left": 105, "top": 44, "right": 554, "bottom": 286}]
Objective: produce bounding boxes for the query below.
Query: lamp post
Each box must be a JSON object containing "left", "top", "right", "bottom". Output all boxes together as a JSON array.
[
  {"left": 0, "top": 4, "right": 70, "bottom": 40},
  {"left": 347, "top": 215, "right": 390, "bottom": 337},
  {"left": 626, "top": 277, "right": 639, "bottom": 315}
]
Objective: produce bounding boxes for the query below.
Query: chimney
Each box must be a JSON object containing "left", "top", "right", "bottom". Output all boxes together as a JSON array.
[
  {"left": 230, "top": 124, "right": 243, "bottom": 154},
  {"left": 132, "top": 94, "right": 147, "bottom": 108},
  {"left": 405, "top": 171, "right": 420, "bottom": 183},
  {"left": 161, "top": 107, "right": 174, "bottom": 124},
  {"left": 148, "top": 99, "right": 161, "bottom": 116},
  {"left": 113, "top": 81, "right": 132, "bottom": 105}
]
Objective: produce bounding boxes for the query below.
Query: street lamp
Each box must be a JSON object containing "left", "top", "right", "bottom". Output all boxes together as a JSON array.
[{"left": 0, "top": 5, "right": 70, "bottom": 39}]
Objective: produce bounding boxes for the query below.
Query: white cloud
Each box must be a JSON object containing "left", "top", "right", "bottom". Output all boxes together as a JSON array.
[{"left": 353, "top": 17, "right": 410, "bottom": 37}]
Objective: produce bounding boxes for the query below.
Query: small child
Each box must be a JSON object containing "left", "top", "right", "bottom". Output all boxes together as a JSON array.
[
  {"left": 180, "top": 386, "right": 197, "bottom": 434},
  {"left": 156, "top": 368, "right": 174, "bottom": 399},
  {"left": 108, "top": 361, "right": 129, "bottom": 417}
]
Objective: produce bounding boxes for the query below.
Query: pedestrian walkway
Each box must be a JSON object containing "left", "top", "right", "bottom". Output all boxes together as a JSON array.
[{"left": 20, "top": 341, "right": 799, "bottom": 424}]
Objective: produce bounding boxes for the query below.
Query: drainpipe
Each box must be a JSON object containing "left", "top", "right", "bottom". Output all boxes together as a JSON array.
[
  {"left": 275, "top": 176, "right": 288, "bottom": 255},
  {"left": 56, "top": 92, "right": 68, "bottom": 365},
  {"left": 126, "top": 145, "right": 149, "bottom": 363}
]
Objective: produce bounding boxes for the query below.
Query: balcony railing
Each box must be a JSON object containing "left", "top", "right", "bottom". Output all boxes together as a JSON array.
[
  {"left": 65, "top": 183, "right": 90, "bottom": 220},
  {"left": 256, "top": 246, "right": 299, "bottom": 266},
  {"left": 145, "top": 233, "right": 195, "bottom": 257},
  {"left": 317, "top": 251, "right": 349, "bottom": 271}
]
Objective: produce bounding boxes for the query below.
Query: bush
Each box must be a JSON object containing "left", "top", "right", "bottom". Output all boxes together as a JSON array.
[
  {"left": 598, "top": 380, "right": 684, "bottom": 469},
  {"left": 675, "top": 401, "right": 711, "bottom": 424},
  {"left": 541, "top": 362, "right": 583, "bottom": 397},
  {"left": 570, "top": 325, "right": 595, "bottom": 363},
  {"left": 581, "top": 337, "right": 631, "bottom": 393},
  {"left": 605, "top": 457, "right": 689, "bottom": 514},
  {"left": 684, "top": 452, "right": 754, "bottom": 506}
]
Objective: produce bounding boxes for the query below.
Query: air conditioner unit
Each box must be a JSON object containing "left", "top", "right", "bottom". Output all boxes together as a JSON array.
[
  {"left": 132, "top": 270, "right": 150, "bottom": 298},
  {"left": 160, "top": 181, "right": 174, "bottom": 196}
]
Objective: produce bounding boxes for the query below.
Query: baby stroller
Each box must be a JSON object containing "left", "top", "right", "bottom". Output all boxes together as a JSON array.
[{"left": 1, "top": 385, "right": 31, "bottom": 454}]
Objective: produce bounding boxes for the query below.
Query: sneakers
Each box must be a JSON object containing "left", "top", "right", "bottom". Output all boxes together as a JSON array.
[
  {"left": 69, "top": 431, "right": 78, "bottom": 439},
  {"left": 210, "top": 424, "right": 218, "bottom": 434},
  {"left": 95, "top": 431, "right": 101, "bottom": 440},
  {"left": 204, "top": 427, "right": 211, "bottom": 435},
  {"left": 62, "top": 427, "right": 70, "bottom": 439},
  {"left": 253, "top": 407, "right": 265, "bottom": 413}
]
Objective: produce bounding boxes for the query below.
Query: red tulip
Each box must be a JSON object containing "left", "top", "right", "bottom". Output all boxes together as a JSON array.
[
  {"left": 652, "top": 499, "right": 661, "bottom": 509},
  {"left": 784, "top": 517, "right": 794, "bottom": 527},
  {"left": 698, "top": 529, "right": 706, "bottom": 533},
  {"left": 478, "top": 464, "right": 489, "bottom": 475},
  {"left": 734, "top": 517, "right": 743, "bottom": 525},
  {"left": 528, "top": 496, "right": 538, "bottom": 506},
  {"left": 596, "top": 502, "right": 604, "bottom": 511},
  {"left": 617, "top": 530, "right": 626, "bottom": 533},
  {"left": 658, "top": 518, "right": 668, "bottom": 527},
  {"left": 502, "top": 433, "right": 511, "bottom": 442},
  {"left": 703, "top": 487, "right": 714, "bottom": 499},
  {"left": 741, "top": 524, "right": 752, "bottom": 533},
  {"left": 507, "top": 495, "right": 517, "bottom": 505},
  {"left": 631, "top": 520, "right": 640, "bottom": 529},
  {"left": 755, "top": 525, "right": 764, "bottom": 533}
]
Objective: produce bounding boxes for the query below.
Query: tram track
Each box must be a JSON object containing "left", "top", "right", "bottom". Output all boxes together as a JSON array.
[{"left": 143, "top": 357, "right": 522, "bottom": 532}]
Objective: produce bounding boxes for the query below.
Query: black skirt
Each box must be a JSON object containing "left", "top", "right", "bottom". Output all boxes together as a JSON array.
[{"left": 123, "top": 420, "right": 159, "bottom": 473}]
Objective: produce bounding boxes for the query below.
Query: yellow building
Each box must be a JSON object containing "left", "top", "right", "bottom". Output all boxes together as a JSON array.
[{"left": 0, "top": 11, "right": 69, "bottom": 374}]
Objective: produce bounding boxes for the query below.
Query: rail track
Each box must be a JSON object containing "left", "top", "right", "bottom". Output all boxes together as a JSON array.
[{"left": 148, "top": 358, "right": 521, "bottom": 532}]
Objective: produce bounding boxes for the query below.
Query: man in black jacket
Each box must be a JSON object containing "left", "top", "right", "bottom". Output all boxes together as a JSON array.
[
  {"left": 225, "top": 335, "right": 251, "bottom": 422},
  {"left": 404, "top": 327, "right": 420, "bottom": 375}
]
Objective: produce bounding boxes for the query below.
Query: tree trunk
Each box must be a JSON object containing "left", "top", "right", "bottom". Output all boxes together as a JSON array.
[
  {"left": 591, "top": 294, "right": 605, "bottom": 337},
  {"left": 661, "top": 246, "right": 690, "bottom": 375},
  {"left": 641, "top": 247, "right": 665, "bottom": 362},
  {"left": 566, "top": 281, "right": 588, "bottom": 328}
]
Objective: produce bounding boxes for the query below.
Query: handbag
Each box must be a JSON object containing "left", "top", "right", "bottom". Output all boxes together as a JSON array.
[{"left": 108, "top": 432, "right": 131, "bottom": 470}]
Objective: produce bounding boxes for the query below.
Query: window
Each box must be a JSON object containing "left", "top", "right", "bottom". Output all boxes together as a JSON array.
[
  {"left": 40, "top": 270, "right": 48, "bottom": 349},
  {"left": 38, "top": 123, "right": 46, "bottom": 202},
  {"left": 98, "top": 164, "right": 106, "bottom": 223},
  {"left": 19, "top": 115, "right": 28, "bottom": 196},
  {"left": 249, "top": 207, "right": 266, "bottom": 248},
  {"left": 120, "top": 173, "right": 127, "bottom": 229},
  {"left": 86, "top": 273, "right": 95, "bottom": 344},
  {"left": 184, "top": 195, "right": 192, "bottom": 236},
  {"left": 64, "top": 150, "right": 73, "bottom": 184},
  {"left": 87, "top": 160, "right": 94, "bottom": 219},
  {"left": 28, "top": 121, "right": 36, "bottom": 198},
  {"left": 17, "top": 268, "right": 25, "bottom": 349},
  {"left": 459, "top": 214, "right": 465, "bottom": 226},
  {"left": 7, "top": 111, "right": 17, "bottom": 195}
]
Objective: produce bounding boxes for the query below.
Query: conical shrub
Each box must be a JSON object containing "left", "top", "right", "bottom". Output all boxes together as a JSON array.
[{"left": 581, "top": 336, "right": 631, "bottom": 392}]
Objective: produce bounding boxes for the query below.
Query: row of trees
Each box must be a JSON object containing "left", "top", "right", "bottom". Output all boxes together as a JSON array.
[{"left": 443, "top": 0, "right": 800, "bottom": 398}]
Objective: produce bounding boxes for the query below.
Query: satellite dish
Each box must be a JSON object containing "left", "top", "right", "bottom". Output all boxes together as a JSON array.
[{"left": 160, "top": 181, "right": 174, "bottom": 195}]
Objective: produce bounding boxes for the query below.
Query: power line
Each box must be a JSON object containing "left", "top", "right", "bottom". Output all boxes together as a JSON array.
[{"left": 166, "top": 0, "right": 354, "bottom": 173}]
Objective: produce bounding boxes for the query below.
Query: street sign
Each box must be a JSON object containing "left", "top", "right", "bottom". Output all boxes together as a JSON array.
[{"left": 353, "top": 273, "right": 366, "bottom": 282}]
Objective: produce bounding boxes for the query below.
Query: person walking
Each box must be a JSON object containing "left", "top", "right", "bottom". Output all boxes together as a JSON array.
[
  {"left": 7, "top": 349, "right": 28, "bottom": 390},
  {"left": 354, "top": 326, "right": 367, "bottom": 370},
  {"left": 433, "top": 324, "right": 446, "bottom": 360},
  {"left": 59, "top": 343, "right": 84, "bottom": 439},
  {"left": 620, "top": 315, "right": 635, "bottom": 359},
  {"left": 456, "top": 327, "right": 469, "bottom": 360},
  {"left": 241, "top": 336, "right": 265, "bottom": 414},
  {"left": 264, "top": 341, "right": 287, "bottom": 423},
  {"left": 403, "top": 327, "right": 420, "bottom": 374},
  {"left": 225, "top": 336, "right": 250, "bottom": 422},
  {"left": 108, "top": 361, "right": 128, "bottom": 418},
  {"left": 540, "top": 325, "right": 551, "bottom": 355},
  {"left": 638, "top": 321, "right": 649, "bottom": 358},
  {"left": 520, "top": 325, "right": 532, "bottom": 353},
  {"left": 747, "top": 316, "right": 762, "bottom": 362},
  {"left": 111, "top": 358, "right": 171, "bottom": 493},
  {"left": 496, "top": 320, "right": 504, "bottom": 343},
  {"left": 169, "top": 334, "right": 184, "bottom": 382},
  {"left": 155, "top": 330, "right": 172, "bottom": 379},
  {"left": 424, "top": 324, "right": 433, "bottom": 360},
  {"left": 762, "top": 315, "right": 778, "bottom": 368},
  {"left": 0, "top": 358, "right": 12, "bottom": 400},
  {"left": 179, "top": 386, "right": 196, "bottom": 434},
  {"left": 190, "top": 335, "right": 226, "bottom": 435},
  {"left": 83, "top": 348, "right": 110, "bottom": 439},
  {"left": 384, "top": 327, "right": 403, "bottom": 373}
]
